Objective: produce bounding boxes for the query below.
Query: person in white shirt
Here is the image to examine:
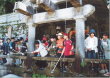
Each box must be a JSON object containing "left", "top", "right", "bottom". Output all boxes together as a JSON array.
[
  {"left": 85, "top": 29, "right": 98, "bottom": 59},
  {"left": 32, "top": 40, "right": 48, "bottom": 57},
  {"left": 32, "top": 40, "right": 48, "bottom": 70}
]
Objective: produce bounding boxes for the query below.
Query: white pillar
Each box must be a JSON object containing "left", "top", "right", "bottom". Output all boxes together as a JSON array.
[
  {"left": 27, "top": 23, "right": 36, "bottom": 52},
  {"left": 74, "top": 15, "right": 86, "bottom": 58},
  {"left": 8, "top": 26, "right": 12, "bottom": 38}
]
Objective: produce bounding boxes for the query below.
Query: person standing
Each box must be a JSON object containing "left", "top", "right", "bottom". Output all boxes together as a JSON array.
[
  {"left": 62, "top": 33, "right": 74, "bottom": 58},
  {"left": 48, "top": 35, "right": 57, "bottom": 57},
  {"left": 19, "top": 37, "right": 27, "bottom": 53},
  {"left": 97, "top": 37, "right": 105, "bottom": 59},
  {"left": 10, "top": 37, "right": 16, "bottom": 53},
  {"left": 101, "top": 33, "right": 110, "bottom": 76},
  {"left": 85, "top": 29, "right": 98, "bottom": 59},
  {"left": 0, "top": 38, "right": 3, "bottom": 52},
  {"left": 60, "top": 33, "right": 74, "bottom": 72},
  {"left": 98, "top": 37, "right": 108, "bottom": 74},
  {"left": 56, "top": 33, "right": 64, "bottom": 71},
  {"left": 101, "top": 34, "right": 110, "bottom": 59},
  {"left": 68, "top": 28, "right": 75, "bottom": 40},
  {"left": 3, "top": 38, "right": 11, "bottom": 55},
  {"left": 32, "top": 40, "right": 48, "bottom": 70},
  {"left": 2, "top": 38, "right": 11, "bottom": 64},
  {"left": 56, "top": 33, "right": 64, "bottom": 57}
]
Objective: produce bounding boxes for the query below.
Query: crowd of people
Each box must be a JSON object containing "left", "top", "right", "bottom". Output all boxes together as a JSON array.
[
  {"left": 29, "top": 29, "right": 110, "bottom": 74},
  {"left": 85, "top": 29, "right": 110, "bottom": 59},
  {"left": 0, "top": 37, "right": 28, "bottom": 64},
  {"left": 0, "top": 28, "right": 109, "bottom": 76},
  {"left": 32, "top": 29, "right": 110, "bottom": 59},
  {"left": 31, "top": 28, "right": 110, "bottom": 75},
  {"left": 32, "top": 33, "right": 75, "bottom": 58}
]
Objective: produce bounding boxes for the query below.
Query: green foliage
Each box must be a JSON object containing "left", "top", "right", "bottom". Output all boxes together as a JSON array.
[
  {"left": 0, "top": 0, "right": 21, "bottom": 15},
  {"left": 80, "top": 60, "right": 87, "bottom": 67},
  {"left": 32, "top": 74, "right": 55, "bottom": 78}
]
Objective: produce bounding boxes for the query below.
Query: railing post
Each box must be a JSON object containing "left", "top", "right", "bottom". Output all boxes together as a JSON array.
[
  {"left": 27, "top": 16, "right": 35, "bottom": 52},
  {"left": 73, "top": 4, "right": 95, "bottom": 73}
]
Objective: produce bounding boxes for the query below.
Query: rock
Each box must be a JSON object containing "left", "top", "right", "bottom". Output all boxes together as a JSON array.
[{"left": 2, "top": 74, "right": 21, "bottom": 78}]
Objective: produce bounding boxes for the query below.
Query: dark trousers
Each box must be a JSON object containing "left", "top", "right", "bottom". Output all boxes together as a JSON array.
[{"left": 86, "top": 50, "right": 96, "bottom": 59}]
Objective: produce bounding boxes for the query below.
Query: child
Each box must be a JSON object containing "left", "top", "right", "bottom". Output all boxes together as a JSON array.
[
  {"left": 56, "top": 33, "right": 64, "bottom": 57},
  {"left": 85, "top": 29, "right": 98, "bottom": 59},
  {"left": 48, "top": 35, "right": 57, "bottom": 57},
  {"left": 32, "top": 40, "right": 48, "bottom": 57},
  {"left": 62, "top": 33, "right": 74, "bottom": 58},
  {"left": 60, "top": 33, "right": 74, "bottom": 72},
  {"left": 32, "top": 40, "right": 48, "bottom": 70}
]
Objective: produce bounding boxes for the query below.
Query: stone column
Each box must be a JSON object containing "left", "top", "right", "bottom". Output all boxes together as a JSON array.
[
  {"left": 8, "top": 26, "right": 12, "bottom": 38},
  {"left": 27, "top": 23, "right": 36, "bottom": 52},
  {"left": 74, "top": 15, "right": 86, "bottom": 59}
]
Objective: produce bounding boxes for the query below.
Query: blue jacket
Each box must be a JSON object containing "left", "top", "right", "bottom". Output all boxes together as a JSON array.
[{"left": 3, "top": 42, "right": 10, "bottom": 54}]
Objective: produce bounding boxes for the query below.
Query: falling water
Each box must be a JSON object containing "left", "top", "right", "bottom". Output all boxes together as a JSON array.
[{"left": 0, "top": 65, "right": 7, "bottom": 77}]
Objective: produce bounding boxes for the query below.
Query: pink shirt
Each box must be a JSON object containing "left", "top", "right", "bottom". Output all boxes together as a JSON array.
[{"left": 64, "top": 40, "right": 74, "bottom": 56}]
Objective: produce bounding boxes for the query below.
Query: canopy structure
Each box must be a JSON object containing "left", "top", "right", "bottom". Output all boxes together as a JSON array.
[
  {"left": 0, "top": 13, "right": 26, "bottom": 26},
  {"left": 0, "top": 0, "right": 109, "bottom": 58},
  {"left": 13, "top": 0, "right": 96, "bottom": 59}
]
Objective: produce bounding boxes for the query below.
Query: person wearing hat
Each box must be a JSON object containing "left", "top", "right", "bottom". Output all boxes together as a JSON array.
[
  {"left": 85, "top": 29, "right": 98, "bottom": 59},
  {"left": 60, "top": 33, "right": 74, "bottom": 72},
  {"left": 48, "top": 35, "right": 57, "bottom": 57},
  {"left": 56, "top": 33, "right": 64, "bottom": 57},
  {"left": 62, "top": 33, "right": 74, "bottom": 57},
  {"left": 55, "top": 33, "right": 64, "bottom": 72}
]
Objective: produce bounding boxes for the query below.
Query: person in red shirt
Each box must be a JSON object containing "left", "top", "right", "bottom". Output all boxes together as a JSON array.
[
  {"left": 56, "top": 33, "right": 64, "bottom": 57},
  {"left": 62, "top": 33, "right": 74, "bottom": 58},
  {"left": 59, "top": 33, "right": 75, "bottom": 72}
]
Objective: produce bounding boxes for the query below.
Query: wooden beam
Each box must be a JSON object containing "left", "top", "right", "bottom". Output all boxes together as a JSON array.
[
  {"left": 0, "top": 55, "right": 75, "bottom": 62},
  {"left": 14, "top": 2, "right": 31, "bottom": 16},
  {"left": 0, "top": 55, "right": 110, "bottom": 62},
  {"left": 85, "top": 59, "right": 110, "bottom": 63},
  {"left": 70, "top": 0, "right": 81, "bottom": 7},
  {"left": 16, "top": 9, "right": 31, "bottom": 16},
  {"left": 36, "top": 0, "right": 57, "bottom": 12},
  {"left": 33, "top": 7, "right": 75, "bottom": 24}
]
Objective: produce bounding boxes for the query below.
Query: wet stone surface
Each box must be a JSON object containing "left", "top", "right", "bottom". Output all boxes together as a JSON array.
[{"left": 0, "top": 53, "right": 107, "bottom": 77}]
